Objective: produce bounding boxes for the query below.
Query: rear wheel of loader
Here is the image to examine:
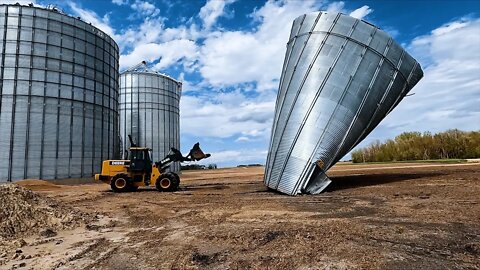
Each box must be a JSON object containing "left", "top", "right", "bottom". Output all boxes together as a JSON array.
[
  {"left": 111, "top": 174, "right": 131, "bottom": 192},
  {"left": 155, "top": 173, "right": 179, "bottom": 192}
]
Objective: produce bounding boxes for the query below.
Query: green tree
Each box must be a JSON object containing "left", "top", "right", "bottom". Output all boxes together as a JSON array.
[{"left": 351, "top": 130, "right": 480, "bottom": 163}]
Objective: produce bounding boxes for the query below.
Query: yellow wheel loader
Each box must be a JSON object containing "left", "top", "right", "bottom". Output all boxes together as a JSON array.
[{"left": 95, "top": 135, "right": 210, "bottom": 192}]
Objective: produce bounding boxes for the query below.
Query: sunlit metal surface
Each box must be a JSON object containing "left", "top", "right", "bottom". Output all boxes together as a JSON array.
[
  {"left": 0, "top": 4, "right": 119, "bottom": 182},
  {"left": 264, "top": 11, "right": 423, "bottom": 195},
  {"left": 119, "top": 63, "right": 181, "bottom": 171}
]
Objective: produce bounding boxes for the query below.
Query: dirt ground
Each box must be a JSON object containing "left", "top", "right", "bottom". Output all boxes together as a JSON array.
[{"left": 2, "top": 162, "right": 479, "bottom": 270}]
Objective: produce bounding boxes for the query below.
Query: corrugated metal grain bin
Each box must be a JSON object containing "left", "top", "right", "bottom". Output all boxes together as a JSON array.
[
  {"left": 119, "top": 63, "right": 181, "bottom": 171},
  {"left": 0, "top": 4, "right": 119, "bottom": 182},
  {"left": 264, "top": 11, "right": 423, "bottom": 195}
]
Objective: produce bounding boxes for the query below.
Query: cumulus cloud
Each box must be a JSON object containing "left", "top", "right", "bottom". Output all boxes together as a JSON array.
[
  {"left": 68, "top": 2, "right": 117, "bottom": 38},
  {"left": 349, "top": 5, "right": 373, "bottom": 20},
  {"left": 120, "top": 39, "right": 198, "bottom": 70},
  {"left": 196, "top": 149, "right": 268, "bottom": 166},
  {"left": 116, "top": 18, "right": 164, "bottom": 49},
  {"left": 130, "top": 0, "right": 160, "bottom": 17},
  {"left": 112, "top": 0, "right": 128, "bottom": 5},
  {"left": 363, "top": 17, "right": 480, "bottom": 147},
  {"left": 118, "top": 0, "right": 323, "bottom": 86},
  {"left": 235, "top": 136, "right": 251, "bottom": 142},
  {"left": 180, "top": 90, "right": 276, "bottom": 139},
  {"left": 326, "top": 1, "right": 345, "bottom": 12},
  {"left": 153, "top": 40, "right": 198, "bottom": 70},
  {"left": 198, "top": 0, "right": 320, "bottom": 91},
  {"left": 115, "top": 6, "right": 202, "bottom": 71},
  {"left": 326, "top": 2, "right": 373, "bottom": 20},
  {"left": 199, "top": 0, "right": 236, "bottom": 30}
]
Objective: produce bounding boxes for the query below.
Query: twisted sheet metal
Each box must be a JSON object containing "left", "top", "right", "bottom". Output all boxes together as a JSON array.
[
  {"left": 264, "top": 11, "right": 423, "bottom": 195},
  {"left": 0, "top": 4, "right": 119, "bottom": 182},
  {"left": 119, "top": 63, "right": 182, "bottom": 171}
]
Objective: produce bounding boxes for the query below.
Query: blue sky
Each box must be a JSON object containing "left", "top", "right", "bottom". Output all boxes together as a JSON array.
[{"left": 4, "top": 0, "right": 479, "bottom": 167}]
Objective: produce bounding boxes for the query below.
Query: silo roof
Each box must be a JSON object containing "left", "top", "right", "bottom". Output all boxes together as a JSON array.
[
  {"left": 121, "top": 61, "right": 182, "bottom": 85},
  {"left": 0, "top": 3, "right": 118, "bottom": 51}
]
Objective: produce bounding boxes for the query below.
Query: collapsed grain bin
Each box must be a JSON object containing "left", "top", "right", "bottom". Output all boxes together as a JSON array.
[
  {"left": 119, "top": 62, "right": 181, "bottom": 171},
  {"left": 0, "top": 4, "right": 119, "bottom": 182},
  {"left": 264, "top": 11, "right": 423, "bottom": 195}
]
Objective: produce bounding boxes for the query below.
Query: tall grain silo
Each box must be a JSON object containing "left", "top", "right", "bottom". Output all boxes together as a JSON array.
[
  {"left": 264, "top": 11, "right": 423, "bottom": 195},
  {"left": 0, "top": 4, "right": 119, "bottom": 182},
  {"left": 119, "top": 62, "right": 181, "bottom": 171}
]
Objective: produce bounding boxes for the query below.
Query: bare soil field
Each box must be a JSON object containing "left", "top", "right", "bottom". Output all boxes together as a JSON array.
[{"left": 1, "top": 162, "right": 479, "bottom": 269}]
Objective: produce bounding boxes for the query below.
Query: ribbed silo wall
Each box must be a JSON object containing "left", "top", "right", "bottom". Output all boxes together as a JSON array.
[
  {"left": 119, "top": 71, "right": 181, "bottom": 171},
  {"left": 264, "top": 11, "right": 423, "bottom": 195},
  {"left": 0, "top": 5, "right": 119, "bottom": 182}
]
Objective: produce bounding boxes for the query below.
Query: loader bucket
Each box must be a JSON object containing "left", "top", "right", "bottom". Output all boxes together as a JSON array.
[{"left": 187, "top": 142, "right": 211, "bottom": 161}]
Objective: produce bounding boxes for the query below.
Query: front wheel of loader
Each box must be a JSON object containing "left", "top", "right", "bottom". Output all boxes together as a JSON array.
[
  {"left": 111, "top": 174, "right": 131, "bottom": 192},
  {"left": 155, "top": 173, "right": 179, "bottom": 192},
  {"left": 171, "top": 172, "right": 180, "bottom": 186}
]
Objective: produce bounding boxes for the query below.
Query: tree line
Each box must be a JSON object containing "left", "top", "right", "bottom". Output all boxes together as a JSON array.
[{"left": 351, "top": 129, "right": 480, "bottom": 163}]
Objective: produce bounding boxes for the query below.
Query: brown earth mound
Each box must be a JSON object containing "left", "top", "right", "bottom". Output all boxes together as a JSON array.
[
  {"left": 0, "top": 184, "right": 91, "bottom": 240},
  {"left": 16, "top": 179, "right": 61, "bottom": 191}
]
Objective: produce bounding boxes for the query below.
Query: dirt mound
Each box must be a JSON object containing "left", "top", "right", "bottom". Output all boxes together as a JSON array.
[
  {"left": 0, "top": 184, "right": 91, "bottom": 240},
  {"left": 16, "top": 179, "right": 61, "bottom": 191}
]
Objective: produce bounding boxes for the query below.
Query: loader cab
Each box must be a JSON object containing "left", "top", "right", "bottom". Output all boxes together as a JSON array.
[{"left": 129, "top": 147, "right": 152, "bottom": 172}]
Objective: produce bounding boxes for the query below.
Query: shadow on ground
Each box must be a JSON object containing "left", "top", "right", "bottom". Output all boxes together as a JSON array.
[{"left": 325, "top": 172, "right": 445, "bottom": 192}]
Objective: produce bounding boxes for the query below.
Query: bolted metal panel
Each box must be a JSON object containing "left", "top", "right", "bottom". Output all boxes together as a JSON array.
[
  {"left": 0, "top": 4, "right": 119, "bottom": 182},
  {"left": 264, "top": 12, "right": 423, "bottom": 195},
  {"left": 119, "top": 63, "right": 181, "bottom": 172}
]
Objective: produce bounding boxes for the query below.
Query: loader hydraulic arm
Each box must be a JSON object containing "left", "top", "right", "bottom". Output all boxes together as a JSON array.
[{"left": 155, "top": 143, "right": 211, "bottom": 172}]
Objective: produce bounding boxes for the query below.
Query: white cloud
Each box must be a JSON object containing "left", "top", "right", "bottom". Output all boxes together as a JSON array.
[
  {"left": 382, "top": 26, "right": 400, "bottom": 39},
  {"left": 115, "top": 9, "right": 202, "bottom": 71},
  {"left": 431, "top": 21, "right": 469, "bottom": 35},
  {"left": 180, "top": 91, "right": 276, "bottom": 139},
  {"left": 153, "top": 39, "right": 198, "bottom": 70},
  {"left": 119, "top": 39, "right": 198, "bottom": 71},
  {"left": 235, "top": 136, "right": 251, "bottom": 142},
  {"left": 196, "top": 149, "right": 267, "bottom": 166},
  {"left": 112, "top": 0, "right": 128, "bottom": 5},
  {"left": 370, "top": 17, "right": 480, "bottom": 143},
  {"left": 199, "top": 0, "right": 235, "bottom": 30},
  {"left": 349, "top": 5, "right": 373, "bottom": 20},
  {"left": 66, "top": 2, "right": 178, "bottom": 72},
  {"left": 117, "top": 0, "right": 323, "bottom": 87},
  {"left": 117, "top": 18, "right": 165, "bottom": 49},
  {"left": 326, "top": 2, "right": 373, "bottom": 21},
  {"left": 326, "top": 1, "right": 345, "bottom": 12},
  {"left": 117, "top": 17, "right": 202, "bottom": 51},
  {"left": 68, "top": 2, "right": 116, "bottom": 38},
  {"left": 160, "top": 23, "right": 201, "bottom": 43},
  {"left": 198, "top": 0, "right": 320, "bottom": 91},
  {"left": 130, "top": 0, "right": 160, "bottom": 17}
]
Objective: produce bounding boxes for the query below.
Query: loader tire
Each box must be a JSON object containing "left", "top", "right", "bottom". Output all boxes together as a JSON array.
[
  {"left": 155, "top": 173, "right": 179, "bottom": 192},
  {"left": 111, "top": 174, "right": 131, "bottom": 192},
  {"left": 171, "top": 172, "right": 180, "bottom": 186}
]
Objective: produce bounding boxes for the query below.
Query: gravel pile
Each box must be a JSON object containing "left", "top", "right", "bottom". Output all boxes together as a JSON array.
[{"left": 0, "top": 184, "right": 90, "bottom": 240}]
